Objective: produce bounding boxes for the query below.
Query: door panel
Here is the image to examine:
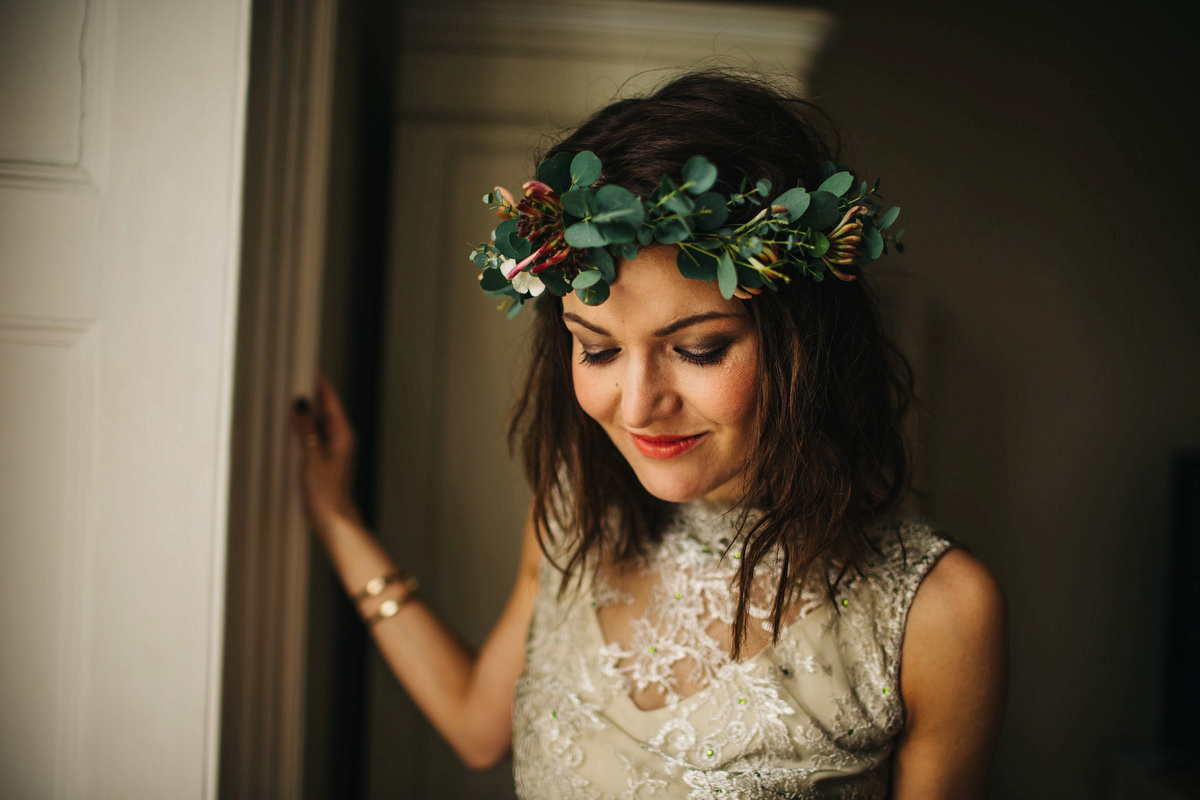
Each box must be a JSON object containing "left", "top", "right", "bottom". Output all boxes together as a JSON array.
[{"left": 0, "top": 1, "right": 250, "bottom": 796}]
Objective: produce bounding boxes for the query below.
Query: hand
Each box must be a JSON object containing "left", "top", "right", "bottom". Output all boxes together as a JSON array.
[{"left": 289, "top": 374, "right": 362, "bottom": 537}]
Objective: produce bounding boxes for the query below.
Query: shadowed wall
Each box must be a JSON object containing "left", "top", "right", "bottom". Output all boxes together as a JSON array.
[{"left": 805, "top": 2, "right": 1200, "bottom": 797}]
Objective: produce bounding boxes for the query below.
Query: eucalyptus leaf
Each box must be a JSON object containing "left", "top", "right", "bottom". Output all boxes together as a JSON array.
[
  {"left": 536, "top": 152, "right": 573, "bottom": 194},
  {"left": 717, "top": 252, "right": 737, "bottom": 300},
  {"left": 735, "top": 263, "right": 766, "bottom": 289},
  {"left": 809, "top": 231, "right": 830, "bottom": 258},
  {"left": 506, "top": 298, "right": 526, "bottom": 318},
  {"left": 480, "top": 267, "right": 510, "bottom": 292},
  {"left": 692, "top": 192, "right": 729, "bottom": 232},
  {"left": 682, "top": 155, "right": 718, "bottom": 194},
  {"left": 817, "top": 171, "right": 854, "bottom": 198},
  {"left": 494, "top": 218, "right": 519, "bottom": 257},
  {"left": 595, "top": 184, "right": 645, "bottom": 224},
  {"left": 676, "top": 246, "right": 718, "bottom": 281},
  {"left": 562, "top": 188, "right": 596, "bottom": 218},
  {"left": 572, "top": 270, "right": 603, "bottom": 289},
  {"left": 596, "top": 221, "right": 638, "bottom": 244},
  {"left": 878, "top": 206, "right": 900, "bottom": 231},
  {"left": 798, "top": 190, "right": 840, "bottom": 230},
  {"left": 864, "top": 227, "right": 884, "bottom": 260},
  {"left": 654, "top": 218, "right": 691, "bottom": 244},
  {"left": 579, "top": 281, "right": 610, "bottom": 306},
  {"left": 565, "top": 221, "right": 607, "bottom": 248},
  {"left": 774, "top": 187, "right": 811, "bottom": 222},
  {"left": 586, "top": 247, "right": 617, "bottom": 283},
  {"left": 619, "top": 242, "right": 640, "bottom": 260},
  {"left": 663, "top": 192, "right": 695, "bottom": 215},
  {"left": 570, "top": 151, "right": 602, "bottom": 187},
  {"left": 540, "top": 269, "right": 571, "bottom": 296},
  {"left": 507, "top": 231, "right": 532, "bottom": 259}
]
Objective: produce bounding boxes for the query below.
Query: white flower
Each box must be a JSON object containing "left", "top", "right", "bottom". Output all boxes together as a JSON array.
[{"left": 511, "top": 270, "right": 545, "bottom": 297}]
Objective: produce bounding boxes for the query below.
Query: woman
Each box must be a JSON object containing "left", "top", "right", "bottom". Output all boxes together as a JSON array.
[{"left": 291, "top": 71, "right": 1007, "bottom": 798}]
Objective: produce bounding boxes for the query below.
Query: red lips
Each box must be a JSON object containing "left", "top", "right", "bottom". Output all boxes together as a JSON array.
[{"left": 629, "top": 432, "right": 707, "bottom": 459}]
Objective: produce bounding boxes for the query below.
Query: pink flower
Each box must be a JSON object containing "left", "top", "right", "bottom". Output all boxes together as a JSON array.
[{"left": 508, "top": 181, "right": 587, "bottom": 278}]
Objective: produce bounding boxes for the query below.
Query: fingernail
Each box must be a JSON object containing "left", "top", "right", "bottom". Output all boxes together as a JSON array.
[{"left": 293, "top": 397, "right": 310, "bottom": 414}]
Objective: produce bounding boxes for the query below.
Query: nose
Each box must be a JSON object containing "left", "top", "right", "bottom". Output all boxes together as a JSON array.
[{"left": 620, "top": 353, "right": 679, "bottom": 430}]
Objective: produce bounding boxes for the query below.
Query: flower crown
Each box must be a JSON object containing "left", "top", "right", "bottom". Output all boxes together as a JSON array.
[{"left": 471, "top": 150, "right": 902, "bottom": 316}]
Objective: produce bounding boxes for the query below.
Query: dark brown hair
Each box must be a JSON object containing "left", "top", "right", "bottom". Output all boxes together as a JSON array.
[{"left": 510, "top": 70, "right": 914, "bottom": 656}]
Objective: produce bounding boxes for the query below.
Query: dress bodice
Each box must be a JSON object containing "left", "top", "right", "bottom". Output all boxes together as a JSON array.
[{"left": 511, "top": 502, "right": 951, "bottom": 799}]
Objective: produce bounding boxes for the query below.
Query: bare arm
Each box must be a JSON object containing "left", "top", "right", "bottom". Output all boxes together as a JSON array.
[
  {"left": 891, "top": 547, "right": 1009, "bottom": 799},
  {"left": 290, "top": 376, "right": 538, "bottom": 769}
]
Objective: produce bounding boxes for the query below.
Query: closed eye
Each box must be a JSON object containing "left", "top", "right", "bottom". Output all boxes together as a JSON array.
[
  {"left": 579, "top": 348, "right": 620, "bottom": 366},
  {"left": 676, "top": 343, "right": 731, "bottom": 366}
]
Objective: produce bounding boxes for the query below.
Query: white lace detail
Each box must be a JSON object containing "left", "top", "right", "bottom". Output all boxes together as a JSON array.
[
  {"left": 594, "top": 502, "right": 830, "bottom": 708},
  {"left": 512, "top": 504, "right": 951, "bottom": 800}
]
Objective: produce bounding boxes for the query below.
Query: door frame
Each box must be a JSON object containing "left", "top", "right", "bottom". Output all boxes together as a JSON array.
[{"left": 218, "top": 0, "right": 337, "bottom": 796}]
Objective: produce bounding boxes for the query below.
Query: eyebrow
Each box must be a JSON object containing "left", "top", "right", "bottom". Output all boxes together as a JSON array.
[{"left": 561, "top": 311, "right": 744, "bottom": 338}]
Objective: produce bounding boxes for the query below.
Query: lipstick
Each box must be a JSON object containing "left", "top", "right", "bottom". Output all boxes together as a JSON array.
[{"left": 629, "top": 432, "right": 707, "bottom": 459}]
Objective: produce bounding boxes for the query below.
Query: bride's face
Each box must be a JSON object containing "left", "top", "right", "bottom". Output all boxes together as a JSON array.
[{"left": 561, "top": 244, "right": 760, "bottom": 505}]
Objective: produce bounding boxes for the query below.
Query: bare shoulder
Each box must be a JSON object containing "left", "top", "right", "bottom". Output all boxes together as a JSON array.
[
  {"left": 908, "top": 547, "right": 1007, "bottom": 646},
  {"left": 892, "top": 546, "right": 1008, "bottom": 798},
  {"left": 902, "top": 546, "right": 1007, "bottom": 701}
]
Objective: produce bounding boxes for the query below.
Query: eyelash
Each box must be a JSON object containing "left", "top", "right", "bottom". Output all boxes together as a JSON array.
[
  {"left": 677, "top": 343, "right": 731, "bottom": 366},
  {"left": 577, "top": 343, "right": 731, "bottom": 368}
]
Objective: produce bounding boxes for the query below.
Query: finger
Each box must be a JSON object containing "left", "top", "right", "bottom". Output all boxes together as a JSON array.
[
  {"left": 314, "top": 374, "right": 355, "bottom": 448},
  {"left": 290, "top": 396, "right": 324, "bottom": 452}
]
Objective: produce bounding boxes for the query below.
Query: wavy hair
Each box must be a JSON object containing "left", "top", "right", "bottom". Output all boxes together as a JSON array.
[{"left": 509, "top": 70, "right": 915, "bottom": 656}]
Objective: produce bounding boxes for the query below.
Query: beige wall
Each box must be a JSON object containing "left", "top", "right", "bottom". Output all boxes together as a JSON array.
[{"left": 807, "top": 2, "right": 1199, "bottom": 797}]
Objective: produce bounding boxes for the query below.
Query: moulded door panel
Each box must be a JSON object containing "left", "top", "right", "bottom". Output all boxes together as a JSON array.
[{"left": 0, "top": 1, "right": 249, "bottom": 797}]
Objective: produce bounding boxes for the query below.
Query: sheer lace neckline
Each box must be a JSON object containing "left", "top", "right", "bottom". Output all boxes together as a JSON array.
[{"left": 590, "top": 500, "right": 791, "bottom": 711}]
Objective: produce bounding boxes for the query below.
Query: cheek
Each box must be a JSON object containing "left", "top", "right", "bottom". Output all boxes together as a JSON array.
[
  {"left": 696, "top": 356, "right": 759, "bottom": 427},
  {"left": 571, "top": 363, "right": 612, "bottom": 423}
]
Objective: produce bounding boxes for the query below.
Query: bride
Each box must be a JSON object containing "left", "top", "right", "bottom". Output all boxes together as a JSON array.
[{"left": 291, "top": 69, "right": 1006, "bottom": 798}]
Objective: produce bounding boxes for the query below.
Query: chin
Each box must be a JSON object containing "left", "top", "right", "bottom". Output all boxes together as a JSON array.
[{"left": 632, "top": 468, "right": 734, "bottom": 505}]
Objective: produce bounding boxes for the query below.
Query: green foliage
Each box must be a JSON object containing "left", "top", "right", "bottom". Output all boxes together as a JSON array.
[
  {"left": 570, "top": 151, "right": 602, "bottom": 188},
  {"left": 480, "top": 267, "right": 510, "bottom": 292},
  {"left": 817, "top": 171, "right": 854, "bottom": 197},
  {"left": 682, "top": 155, "right": 718, "bottom": 194},
  {"left": 537, "top": 152, "right": 574, "bottom": 193},
  {"left": 476, "top": 150, "right": 905, "bottom": 311},
  {"left": 677, "top": 245, "right": 718, "bottom": 281},
  {"left": 773, "top": 187, "right": 811, "bottom": 222},
  {"left": 716, "top": 252, "right": 737, "bottom": 299}
]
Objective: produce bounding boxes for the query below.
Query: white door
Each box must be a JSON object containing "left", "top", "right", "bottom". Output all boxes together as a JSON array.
[{"left": 0, "top": 1, "right": 250, "bottom": 796}]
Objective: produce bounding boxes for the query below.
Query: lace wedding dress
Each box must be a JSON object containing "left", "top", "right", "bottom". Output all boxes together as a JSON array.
[{"left": 512, "top": 501, "right": 951, "bottom": 799}]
